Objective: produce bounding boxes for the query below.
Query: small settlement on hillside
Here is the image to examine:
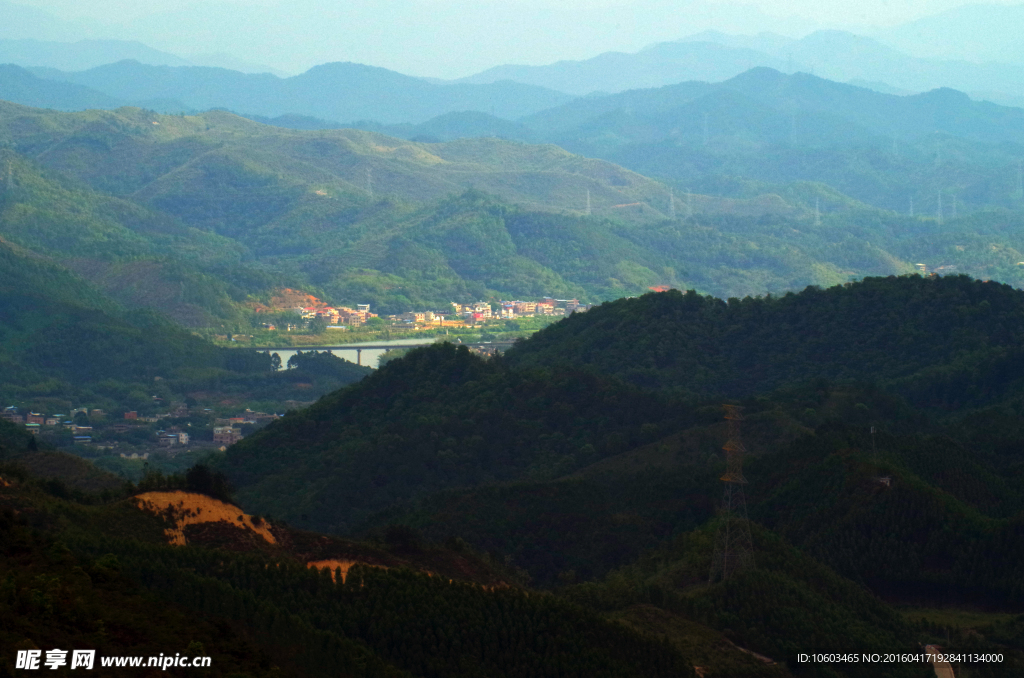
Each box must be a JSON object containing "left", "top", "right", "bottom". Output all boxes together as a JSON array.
[
  {"left": 256, "top": 297, "right": 593, "bottom": 331},
  {"left": 2, "top": 404, "right": 280, "bottom": 454}
]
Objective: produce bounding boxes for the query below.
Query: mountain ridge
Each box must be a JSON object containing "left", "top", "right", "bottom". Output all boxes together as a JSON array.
[{"left": 27, "top": 59, "right": 576, "bottom": 124}]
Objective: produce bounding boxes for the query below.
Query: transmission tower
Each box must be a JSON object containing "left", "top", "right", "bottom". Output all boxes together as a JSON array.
[
  {"left": 709, "top": 404, "right": 755, "bottom": 583},
  {"left": 937, "top": 190, "right": 943, "bottom": 225},
  {"left": 668, "top": 188, "right": 675, "bottom": 219},
  {"left": 585, "top": 189, "right": 591, "bottom": 216}
]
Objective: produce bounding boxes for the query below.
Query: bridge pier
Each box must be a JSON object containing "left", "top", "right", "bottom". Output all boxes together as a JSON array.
[{"left": 356, "top": 348, "right": 362, "bottom": 366}]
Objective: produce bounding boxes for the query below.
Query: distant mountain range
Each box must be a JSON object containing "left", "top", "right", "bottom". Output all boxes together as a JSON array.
[
  {"left": 455, "top": 40, "right": 790, "bottom": 97},
  {"left": 0, "top": 64, "right": 120, "bottom": 111},
  {"left": 456, "top": 29, "right": 1024, "bottom": 107},
  {"left": 0, "top": 38, "right": 191, "bottom": 71},
  {"left": 873, "top": 2, "right": 1024, "bottom": 65},
  {"left": 345, "top": 68, "right": 1024, "bottom": 214},
  {"left": 0, "top": 37, "right": 285, "bottom": 75},
  {"left": 21, "top": 60, "right": 574, "bottom": 124},
  {"left": 3, "top": 0, "right": 1024, "bottom": 88},
  {"left": 7, "top": 56, "right": 1024, "bottom": 217},
  {"left": 519, "top": 67, "right": 1024, "bottom": 146}
]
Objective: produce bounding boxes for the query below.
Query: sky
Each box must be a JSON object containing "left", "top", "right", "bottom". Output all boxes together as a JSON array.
[{"left": 4, "top": 0, "right": 1022, "bottom": 77}]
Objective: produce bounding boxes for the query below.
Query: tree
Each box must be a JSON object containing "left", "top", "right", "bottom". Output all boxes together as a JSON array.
[
  {"left": 184, "top": 464, "right": 232, "bottom": 501},
  {"left": 309, "top": 317, "right": 328, "bottom": 335}
]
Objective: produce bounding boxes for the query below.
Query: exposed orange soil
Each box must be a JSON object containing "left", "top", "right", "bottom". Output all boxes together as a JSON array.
[
  {"left": 134, "top": 491, "right": 276, "bottom": 546},
  {"left": 248, "top": 288, "right": 327, "bottom": 313},
  {"left": 307, "top": 559, "right": 388, "bottom": 583},
  {"left": 269, "top": 288, "right": 327, "bottom": 309},
  {"left": 0, "top": 476, "right": 10, "bottom": 487},
  {"left": 308, "top": 560, "right": 507, "bottom": 591}
]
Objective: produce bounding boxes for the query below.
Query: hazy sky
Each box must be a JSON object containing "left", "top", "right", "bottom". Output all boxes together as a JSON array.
[{"left": 6, "top": 0, "right": 1021, "bottom": 77}]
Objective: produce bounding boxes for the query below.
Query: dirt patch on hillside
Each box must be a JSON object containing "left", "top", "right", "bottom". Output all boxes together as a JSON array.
[
  {"left": 307, "top": 559, "right": 388, "bottom": 582},
  {"left": 134, "top": 491, "right": 277, "bottom": 546},
  {"left": 269, "top": 288, "right": 327, "bottom": 309}
]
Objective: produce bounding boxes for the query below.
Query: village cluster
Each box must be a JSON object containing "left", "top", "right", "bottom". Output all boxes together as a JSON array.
[
  {"left": 259, "top": 298, "right": 593, "bottom": 331},
  {"left": 1, "top": 404, "right": 280, "bottom": 452}
]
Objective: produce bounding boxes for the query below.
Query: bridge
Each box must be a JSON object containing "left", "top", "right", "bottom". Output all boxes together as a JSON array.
[{"left": 241, "top": 340, "right": 517, "bottom": 366}]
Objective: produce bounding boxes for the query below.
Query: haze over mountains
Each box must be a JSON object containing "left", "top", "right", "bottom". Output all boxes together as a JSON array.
[
  {"left": 6, "top": 4, "right": 1024, "bottom": 675},
  {"left": 873, "top": 2, "right": 1024, "bottom": 64},
  {"left": 458, "top": 29, "right": 1024, "bottom": 108},
  {"left": 5, "top": 2, "right": 1024, "bottom": 102},
  {"left": 24, "top": 60, "right": 574, "bottom": 124}
]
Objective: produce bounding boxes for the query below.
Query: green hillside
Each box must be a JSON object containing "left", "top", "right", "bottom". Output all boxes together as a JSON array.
[
  {"left": 208, "top": 274, "right": 1024, "bottom": 675},
  {"left": 508, "top": 273, "right": 1024, "bottom": 403},
  {"left": 221, "top": 342, "right": 683, "bottom": 532},
  {"left": 0, "top": 101, "right": 691, "bottom": 313},
  {"left": 370, "top": 69, "right": 1024, "bottom": 215},
  {"left": 224, "top": 276, "right": 1024, "bottom": 538},
  {"left": 0, "top": 238, "right": 369, "bottom": 414},
  {"left": 8, "top": 269, "right": 1024, "bottom": 675},
  {"left": 0, "top": 460, "right": 694, "bottom": 678},
  {"left": 4, "top": 99, "right": 1024, "bottom": 321}
]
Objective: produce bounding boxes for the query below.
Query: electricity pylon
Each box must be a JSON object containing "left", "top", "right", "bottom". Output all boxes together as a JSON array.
[{"left": 709, "top": 404, "right": 755, "bottom": 583}]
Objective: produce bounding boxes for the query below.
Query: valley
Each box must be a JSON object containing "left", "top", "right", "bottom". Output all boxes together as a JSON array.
[{"left": 3, "top": 11, "right": 1024, "bottom": 677}]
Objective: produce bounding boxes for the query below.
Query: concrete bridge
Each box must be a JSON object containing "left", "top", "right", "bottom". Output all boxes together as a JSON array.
[{"left": 243, "top": 340, "right": 517, "bottom": 366}]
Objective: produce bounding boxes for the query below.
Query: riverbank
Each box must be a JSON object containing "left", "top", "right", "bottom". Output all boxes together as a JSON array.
[{"left": 203, "top": 317, "right": 557, "bottom": 350}]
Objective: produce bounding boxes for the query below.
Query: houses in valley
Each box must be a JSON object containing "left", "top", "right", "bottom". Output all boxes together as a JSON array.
[
  {"left": 388, "top": 297, "right": 592, "bottom": 327},
  {"left": 2, "top": 404, "right": 279, "bottom": 453}
]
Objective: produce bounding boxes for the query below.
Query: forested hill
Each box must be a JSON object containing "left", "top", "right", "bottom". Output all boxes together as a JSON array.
[
  {"left": 356, "top": 68, "right": 1024, "bottom": 215},
  {"left": 221, "top": 342, "right": 683, "bottom": 533},
  {"left": 0, "top": 238, "right": 371, "bottom": 411},
  {"left": 0, "top": 458, "right": 694, "bottom": 678},
  {"left": 0, "top": 238, "right": 225, "bottom": 385},
  {"left": 224, "top": 274, "right": 1024, "bottom": 534},
  {"left": 215, "top": 274, "right": 1024, "bottom": 673},
  {"left": 6, "top": 100, "right": 1024, "bottom": 319},
  {"left": 0, "top": 237, "right": 237, "bottom": 387},
  {"left": 508, "top": 274, "right": 1024, "bottom": 405}
]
